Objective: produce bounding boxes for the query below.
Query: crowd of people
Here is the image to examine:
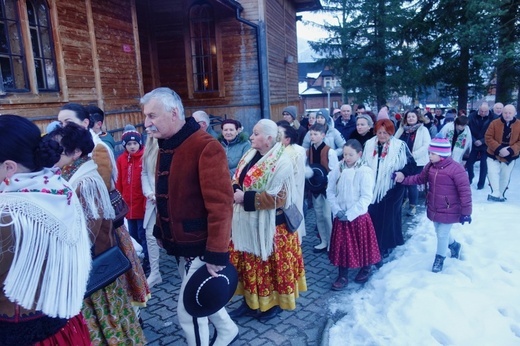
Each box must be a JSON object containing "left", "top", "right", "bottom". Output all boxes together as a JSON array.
[{"left": 1, "top": 90, "right": 518, "bottom": 345}]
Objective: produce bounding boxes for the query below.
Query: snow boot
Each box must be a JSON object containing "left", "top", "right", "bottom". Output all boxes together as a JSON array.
[
  {"left": 432, "top": 255, "right": 445, "bottom": 273},
  {"left": 448, "top": 241, "right": 462, "bottom": 259}
]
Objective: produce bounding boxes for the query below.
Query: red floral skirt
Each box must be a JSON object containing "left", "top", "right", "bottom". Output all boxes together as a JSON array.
[
  {"left": 230, "top": 223, "right": 307, "bottom": 312},
  {"left": 328, "top": 213, "right": 381, "bottom": 268}
]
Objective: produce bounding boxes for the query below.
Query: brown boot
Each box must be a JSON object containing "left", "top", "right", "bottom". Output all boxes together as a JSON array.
[{"left": 331, "top": 267, "right": 348, "bottom": 291}]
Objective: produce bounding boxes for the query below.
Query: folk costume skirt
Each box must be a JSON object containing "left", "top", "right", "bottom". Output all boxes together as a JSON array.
[
  {"left": 82, "top": 277, "right": 146, "bottom": 345},
  {"left": 33, "top": 314, "right": 91, "bottom": 346},
  {"left": 230, "top": 223, "right": 307, "bottom": 312},
  {"left": 328, "top": 213, "right": 381, "bottom": 268},
  {"left": 115, "top": 224, "right": 151, "bottom": 306}
]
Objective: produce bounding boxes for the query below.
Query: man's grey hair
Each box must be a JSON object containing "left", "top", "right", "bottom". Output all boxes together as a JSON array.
[
  {"left": 193, "top": 110, "right": 210, "bottom": 126},
  {"left": 140, "top": 87, "right": 185, "bottom": 120}
]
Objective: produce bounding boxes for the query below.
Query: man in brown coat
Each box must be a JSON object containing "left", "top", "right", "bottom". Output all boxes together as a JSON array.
[
  {"left": 485, "top": 104, "right": 520, "bottom": 201},
  {"left": 141, "top": 87, "right": 238, "bottom": 345}
]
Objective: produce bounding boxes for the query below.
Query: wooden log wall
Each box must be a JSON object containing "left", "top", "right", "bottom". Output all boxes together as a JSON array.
[{"left": 0, "top": 0, "right": 142, "bottom": 132}]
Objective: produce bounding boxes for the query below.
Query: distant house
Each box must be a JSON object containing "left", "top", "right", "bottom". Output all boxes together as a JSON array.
[
  {"left": 298, "top": 64, "right": 342, "bottom": 115},
  {"left": 0, "top": 0, "right": 321, "bottom": 136}
]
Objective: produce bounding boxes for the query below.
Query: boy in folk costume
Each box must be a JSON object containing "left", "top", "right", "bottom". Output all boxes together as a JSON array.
[{"left": 306, "top": 123, "right": 339, "bottom": 252}]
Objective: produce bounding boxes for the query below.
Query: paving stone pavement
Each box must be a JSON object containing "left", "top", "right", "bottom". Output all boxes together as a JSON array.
[{"left": 141, "top": 200, "right": 424, "bottom": 345}]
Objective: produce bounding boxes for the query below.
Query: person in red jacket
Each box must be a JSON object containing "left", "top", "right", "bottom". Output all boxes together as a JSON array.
[
  {"left": 395, "top": 137, "right": 472, "bottom": 273},
  {"left": 116, "top": 127, "right": 148, "bottom": 271}
]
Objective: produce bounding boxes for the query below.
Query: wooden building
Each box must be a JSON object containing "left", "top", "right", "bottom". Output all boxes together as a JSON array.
[{"left": 0, "top": 0, "right": 321, "bottom": 138}]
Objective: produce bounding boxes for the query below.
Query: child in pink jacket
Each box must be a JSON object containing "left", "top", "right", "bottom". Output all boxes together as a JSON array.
[{"left": 395, "top": 137, "right": 472, "bottom": 273}]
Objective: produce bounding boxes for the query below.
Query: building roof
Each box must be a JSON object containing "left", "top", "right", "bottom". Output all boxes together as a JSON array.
[
  {"left": 298, "top": 61, "right": 325, "bottom": 81},
  {"left": 293, "top": 0, "right": 322, "bottom": 11}
]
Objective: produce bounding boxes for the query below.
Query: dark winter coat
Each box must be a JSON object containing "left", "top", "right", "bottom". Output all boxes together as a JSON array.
[
  {"left": 116, "top": 147, "right": 146, "bottom": 219},
  {"left": 335, "top": 116, "right": 357, "bottom": 141},
  {"left": 469, "top": 112, "right": 494, "bottom": 151},
  {"left": 402, "top": 157, "right": 472, "bottom": 224},
  {"left": 349, "top": 128, "right": 375, "bottom": 148}
]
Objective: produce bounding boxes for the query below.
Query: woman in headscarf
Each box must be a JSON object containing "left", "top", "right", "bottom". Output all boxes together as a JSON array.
[
  {"left": 0, "top": 115, "right": 91, "bottom": 345},
  {"left": 362, "top": 119, "right": 417, "bottom": 261},
  {"left": 229, "top": 119, "right": 307, "bottom": 321},
  {"left": 50, "top": 123, "right": 146, "bottom": 345}
]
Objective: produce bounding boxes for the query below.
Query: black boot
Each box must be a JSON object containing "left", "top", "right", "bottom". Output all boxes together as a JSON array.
[
  {"left": 432, "top": 255, "right": 445, "bottom": 273},
  {"left": 228, "top": 300, "right": 258, "bottom": 318},
  {"left": 448, "top": 241, "right": 462, "bottom": 259}
]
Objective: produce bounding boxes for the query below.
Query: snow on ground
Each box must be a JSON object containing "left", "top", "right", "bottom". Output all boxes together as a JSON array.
[{"left": 329, "top": 162, "right": 520, "bottom": 346}]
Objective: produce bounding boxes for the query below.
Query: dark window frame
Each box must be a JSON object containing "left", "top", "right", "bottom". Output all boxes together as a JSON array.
[
  {"left": 189, "top": 2, "right": 219, "bottom": 93},
  {"left": 0, "top": 0, "right": 58, "bottom": 94}
]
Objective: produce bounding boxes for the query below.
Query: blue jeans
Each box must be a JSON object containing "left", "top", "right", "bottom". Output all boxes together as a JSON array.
[{"left": 127, "top": 219, "right": 148, "bottom": 259}]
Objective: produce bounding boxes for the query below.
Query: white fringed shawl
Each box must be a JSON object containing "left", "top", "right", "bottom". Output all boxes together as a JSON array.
[
  {"left": 363, "top": 137, "right": 409, "bottom": 204},
  {"left": 0, "top": 168, "right": 91, "bottom": 318},
  {"left": 67, "top": 159, "right": 115, "bottom": 221},
  {"left": 232, "top": 143, "right": 295, "bottom": 260}
]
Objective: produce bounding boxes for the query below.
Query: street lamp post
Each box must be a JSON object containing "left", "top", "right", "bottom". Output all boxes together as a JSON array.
[{"left": 326, "top": 82, "right": 332, "bottom": 112}]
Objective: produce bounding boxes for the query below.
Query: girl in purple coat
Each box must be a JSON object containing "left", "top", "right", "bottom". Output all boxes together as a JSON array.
[{"left": 394, "top": 137, "right": 472, "bottom": 273}]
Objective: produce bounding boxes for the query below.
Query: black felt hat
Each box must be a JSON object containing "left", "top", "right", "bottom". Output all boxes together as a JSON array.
[
  {"left": 183, "top": 263, "right": 238, "bottom": 317},
  {"left": 305, "top": 163, "right": 328, "bottom": 193}
]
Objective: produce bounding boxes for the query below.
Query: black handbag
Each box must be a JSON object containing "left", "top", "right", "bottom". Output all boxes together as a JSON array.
[
  {"left": 84, "top": 242, "right": 131, "bottom": 298},
  {"left": 109, "top": 189, "right": 129, "bottom": 229},
  {"left": 283, "top": 203, "right": 303, "bottom": 233}
]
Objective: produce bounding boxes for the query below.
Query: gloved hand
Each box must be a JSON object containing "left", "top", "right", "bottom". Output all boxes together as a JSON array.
[
  {"left": 460, "top": 215, "right": 472, "bottom": 225},
  {"left": 337, "top": 210, "right": 349, "bottom": 222}
]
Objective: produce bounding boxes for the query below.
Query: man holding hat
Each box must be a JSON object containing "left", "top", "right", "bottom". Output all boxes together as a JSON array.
[
  {"left": 141, "top": 88, "right": 238, "bottom": 346},
  {"left": 282, "top": 105, "right": 307, "bottom": 145}
]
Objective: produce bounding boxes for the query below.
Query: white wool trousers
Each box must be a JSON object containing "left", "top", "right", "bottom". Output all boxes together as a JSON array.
[
  {"left": 177, "top": 257, "right": 237, "bottom": 346},
  {"left": 433, "top": 222, "right": 454, "bottom": 257},
  {"left": 312, "top": 193, "right": 332, "bottom": 247},
  {"left": 487, "top": 158, "right": 515, "bottom": 198}
]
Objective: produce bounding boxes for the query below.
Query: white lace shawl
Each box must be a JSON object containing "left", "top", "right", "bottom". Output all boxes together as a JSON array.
[
  {"left": 67, "top": 159, "right": 115, "bottom": 221},
  {"left": 232, "top": 143, "right": 295, "bottom": 260},
  {"left": 0, "top": 168, "right": 91, "bottom": 318},
  {"left": 362, "top": 137, "right": 409, "bottom": 204}
]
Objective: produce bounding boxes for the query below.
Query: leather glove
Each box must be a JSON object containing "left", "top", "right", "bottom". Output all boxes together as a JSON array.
[{"left": 460, "top": 215, "right": 472, "bottom": 225}]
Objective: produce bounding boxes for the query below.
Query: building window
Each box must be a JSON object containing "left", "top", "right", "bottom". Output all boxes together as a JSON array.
[
  {"left": 189, "top": 3, "right": 218, "bottom": 92},
  {"left": 0, "top": 0, "right": 57, "bottom": 94}
]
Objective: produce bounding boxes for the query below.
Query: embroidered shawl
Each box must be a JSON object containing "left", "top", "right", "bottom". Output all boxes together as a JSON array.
[
  {"left": 231, "top": 143, "right": 295, "bottom": 260},
  {"left": 0, "top": 168, "right": 91, "bottom": 318}
]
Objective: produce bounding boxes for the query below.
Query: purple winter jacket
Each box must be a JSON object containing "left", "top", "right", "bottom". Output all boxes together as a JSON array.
[{"left": 401, "top": 157, "right": 472, "bottom": 224}]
